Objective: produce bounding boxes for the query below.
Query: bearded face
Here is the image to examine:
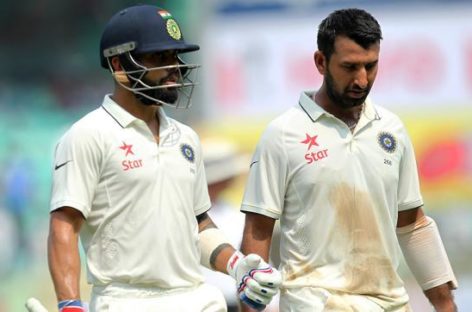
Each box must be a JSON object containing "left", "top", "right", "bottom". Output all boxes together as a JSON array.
[
  {"left": 325, "top": 66, "right": 370, "bottom": 109},
  {"left": 140, "top": 71, "right": 180, "bottom": 105},
  {"left": 113, "top": 51, "right": 198, "bottom": 108},
  {"left": 319, "top": 37, "right": 380, "bottom": 110}
]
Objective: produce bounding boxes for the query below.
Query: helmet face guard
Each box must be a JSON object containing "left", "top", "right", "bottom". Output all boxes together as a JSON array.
[
  {"left": 104, "top": 42, "right": 200, "bottom": 108},
  {"left": 99, "top": 5, "right": 201, "bottom": 108}
]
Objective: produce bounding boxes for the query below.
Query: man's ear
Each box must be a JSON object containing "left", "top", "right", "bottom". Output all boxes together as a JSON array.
[
  {"left": 111, "top": 56, "right": 123, "bottom": 72},
  {"left": 314, "top": 51, "right": 326, "bottom": 76},
  {"left": 111, "top": 57, "right": 129, "bottom": 83}
]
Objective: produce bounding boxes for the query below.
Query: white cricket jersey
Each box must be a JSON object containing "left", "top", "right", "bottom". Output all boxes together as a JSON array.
[
  {"left": 50, "top": 95, "right": 210, "bottom": 289},
  {"left": 241, "top": 91, "right": 423, "bottom": 310}
]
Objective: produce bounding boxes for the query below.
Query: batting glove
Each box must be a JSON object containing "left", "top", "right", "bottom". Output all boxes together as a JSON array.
[
  {"left": 227, "top": 251, "right": 282, "bottom": 311},
  {"left": 58, "top": 300, "right": 85, "bottom": 312}
]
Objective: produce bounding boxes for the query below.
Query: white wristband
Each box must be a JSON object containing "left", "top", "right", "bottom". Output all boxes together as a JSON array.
[{"left": 198, "top": 228, "right": 231, "bottom": 269}]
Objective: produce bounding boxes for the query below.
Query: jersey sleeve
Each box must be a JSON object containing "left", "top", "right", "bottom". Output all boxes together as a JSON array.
[
  {"left": 50, "top": 125, "right": 102, "bottom": 218},
  {"left": 397, "top": 126, "right": 424, "bottom": 211},
  {"left": 193, "top": 135, "right": 211, "bottom": 216},
  {"left": 241, "top": 124, "right": 288, "bottom": 219}
]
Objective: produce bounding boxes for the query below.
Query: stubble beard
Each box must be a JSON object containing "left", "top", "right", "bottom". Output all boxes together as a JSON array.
[
  {"left": 325, "top": 70, "right": 368, "bottom": 109},
  {"left": 141, "top": 76, "right": 179, "bottom": 105},
  {"left": 154, "top": 88, "right": 179, "bottom": 104}
]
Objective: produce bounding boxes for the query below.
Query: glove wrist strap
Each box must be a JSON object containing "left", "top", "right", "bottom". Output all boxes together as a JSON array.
[
  {"left": 226, "top": 250, "right": 244, "bottom": 279},
  {"left": 58, "top": 299, "right": 84, "bottom": 311}
]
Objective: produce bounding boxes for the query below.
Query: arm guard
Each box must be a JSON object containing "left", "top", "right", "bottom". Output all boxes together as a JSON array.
[
  {"left": 198, "top": 227, "right": 231, "bottom": 269},
  {"left": 397, "top": 215, "right": 458, "bottom": 291}
]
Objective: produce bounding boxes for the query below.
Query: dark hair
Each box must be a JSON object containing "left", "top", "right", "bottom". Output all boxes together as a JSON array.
[{"left": 317, "top": 8, "right": 382, "bottom": 60}]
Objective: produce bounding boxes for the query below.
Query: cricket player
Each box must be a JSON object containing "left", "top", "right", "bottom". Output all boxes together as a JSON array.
[
  {"left": 239, "top": 8, "right": 457, "bottom": 312},
  {"left": 47, "top": 5, "right": 281, "bottom": 312}
]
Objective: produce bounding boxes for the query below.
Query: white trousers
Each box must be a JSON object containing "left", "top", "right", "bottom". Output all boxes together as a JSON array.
[
  {"left": 89, "top": 283, "right": 227, "bottom": 312},
  {"left": 279, "top": 287, "right": 413, "bottom": 312}
]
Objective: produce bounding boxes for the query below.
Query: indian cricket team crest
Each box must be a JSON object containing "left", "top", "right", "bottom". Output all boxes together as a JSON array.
[
  {"left": 180, "top": 144, "right": 195, "bottom": 163},
  {"left": 157, "top": 9, "right": 182, "bottom": 40},
  {"left": 166, "top": 19, "right": 181, "bottom": 40},
  {"left": 377, "top": 131, "right": 397, "bottom": 153}
]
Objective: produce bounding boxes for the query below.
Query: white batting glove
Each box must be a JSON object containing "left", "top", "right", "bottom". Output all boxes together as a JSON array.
[{"left": 227, "top": 251, "right": 282, "bottom": 311}]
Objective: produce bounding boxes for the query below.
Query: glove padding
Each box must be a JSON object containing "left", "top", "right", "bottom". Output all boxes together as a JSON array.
[{"left": 227, "top": 251, "right": 282, "bottom": 311}]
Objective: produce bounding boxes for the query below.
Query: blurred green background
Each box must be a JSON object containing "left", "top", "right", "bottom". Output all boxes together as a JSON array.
[{"left": 0, "top": 0, "right": 471, "bottom": 311}]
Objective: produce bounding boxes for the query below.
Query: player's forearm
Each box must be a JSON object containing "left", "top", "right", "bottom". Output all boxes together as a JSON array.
[
  {"left": 210, "top": 243, "right": 236, "bottom": 274},
  {"left": 241, "top": 212, "right": 275, "bottom": 262},
  {"left": 241, "top": 237, "right": 271, "bottom": 262},
  {"left": 424, "top": 283, "right": 457, "bottom": 312},
  {"left": 239, "top": 213, "right": 278, "bottom": 312},
  {"left": 197, "top": 212, "right": 237, "bottom": 273},
  {"left": 48, "top": 227, "right": 82, "bottom": 301}
]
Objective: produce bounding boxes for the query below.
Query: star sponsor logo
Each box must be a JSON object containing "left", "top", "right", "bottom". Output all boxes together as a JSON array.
[
  {"left": 305, "top": 149, "right": 329, "bottom": 164},
  {"left": 301, "top": 133, "right": 319, "bottom": 151},
  {"left": 301, "top": 133, "right": 328, "bottom": 164},
  {"left": 122, "top": 159, "right": 143, "bottom": 171},
  {"left": 119, "top": 142, "right": 134, "bottom": 157},
  {"left": 119, "top": 141, "right": 143, "bottom": 171}
]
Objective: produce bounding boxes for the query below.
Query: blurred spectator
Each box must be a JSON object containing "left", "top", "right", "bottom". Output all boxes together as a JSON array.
[
  {"left": 2, "top": 146, "right": 36, "bottom": 267},
  {"left": 0, "top": 207, "right": 16, "bottom": 277}
]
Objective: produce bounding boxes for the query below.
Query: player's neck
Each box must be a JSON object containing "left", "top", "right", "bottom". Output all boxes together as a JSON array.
[
  {"left": 313, "top": 89, "right": 363, "bottom": 120},
  {"left": 112, "top": 90, "right": 158, "bottom": 122},
  {"left": 111, "top": 90, "right": 160, "bottom": 141},
  {"left": 313, "top": 89, "right": 364, "bottom": 132}
]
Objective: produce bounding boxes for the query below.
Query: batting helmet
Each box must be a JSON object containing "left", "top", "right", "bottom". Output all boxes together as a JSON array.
[{"left": 99, "top": 4, "right": 200, "bottom": 108}]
